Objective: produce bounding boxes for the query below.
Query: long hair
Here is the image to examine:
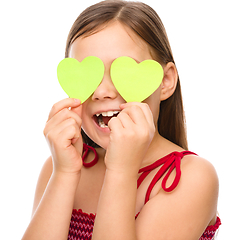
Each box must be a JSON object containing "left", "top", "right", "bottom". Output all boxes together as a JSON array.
[{"left": 65, "top": 0, "right": 188, "bottom": 150}]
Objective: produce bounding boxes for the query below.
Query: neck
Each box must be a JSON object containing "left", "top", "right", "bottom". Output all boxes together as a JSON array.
[
  {"left": 96, "top": 129, "right": 184, "bottom": 169},
  {"left": 140, "top": 130, "right": 162, "bottom": 168},
  {"left": 140, "top": 130, "right": 184, "bottom": 169}
]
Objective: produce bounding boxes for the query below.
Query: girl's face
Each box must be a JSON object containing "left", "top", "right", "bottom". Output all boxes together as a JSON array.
[{"left": 69, "top": 21, "right": 163, "bottom": 149}]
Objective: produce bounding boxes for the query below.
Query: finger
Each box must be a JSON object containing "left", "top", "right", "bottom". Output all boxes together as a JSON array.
[
  {"left": 45, "top": 107, "right": 82, "bottom": 136},
  {"left": 58, "top": 123, "right": 81, "bottom": 148},
  {"left": 52, "top": 108, "right": 82, "bottom": 126},
  {"left": 48, "top": 98, "right": 81, "bottom": 121},
  {"left": 70, "top": 104, "right": 82, "bottom": 119},
  {"left": 108, "top": 116, "right": 124, "bottom": 132},
  {"left": 116, "top": 111, "right": 133, "bottom": 128},
  {"left": 47, "top": 118, "right": 80, "bottom": 146},
  {"left": 120, "top": 104, "right": 147, "bottom": 126},
  {"left": 120, "top": 102, "right": 154, "bottom": 127}
]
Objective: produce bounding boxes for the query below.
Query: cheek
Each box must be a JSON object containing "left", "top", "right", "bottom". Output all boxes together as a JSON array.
[
  {"left": 81, "top": 114, "right": 98, "bottom": 145},
  {"left": 80, "top": 103, "right": 92, "bottom": 133},
  {"left": 81, "top": 108, "right": 91, "bottom": 134},
  {"left": 143, "top": 87, "right": 161, "bottom": 124},
  {"left": 81, "top": 115, "right": 89, "bottom": 131}
]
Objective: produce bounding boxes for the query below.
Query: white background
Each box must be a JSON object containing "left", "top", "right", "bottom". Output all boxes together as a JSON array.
[{"left": 0, "top": 0, "right": 229, "bottom": 238}]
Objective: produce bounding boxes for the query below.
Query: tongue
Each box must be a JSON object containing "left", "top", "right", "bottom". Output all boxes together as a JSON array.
[{"left": 102, "top": 116, "right": 113, "bottom": 125}]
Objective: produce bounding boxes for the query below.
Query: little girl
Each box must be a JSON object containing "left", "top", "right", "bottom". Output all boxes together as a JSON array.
[{"left": 22, "top": 1, "right": 221, "bottom": 239}]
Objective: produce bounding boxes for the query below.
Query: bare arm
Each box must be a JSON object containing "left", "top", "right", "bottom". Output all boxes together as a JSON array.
[
  {"left": 92, "top": 103, "right": 154, "bottom": 240},
  {"left": 92, "top": 170, "right": 137, "bottom": 240},
  {"left": 22, "top": 98, "right": 83, "bottom": 240},
  {"left": 22, "top": 164, "right": 80, "bottom": 240}
]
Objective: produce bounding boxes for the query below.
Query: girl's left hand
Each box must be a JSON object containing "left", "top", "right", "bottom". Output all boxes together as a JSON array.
[{"left": 105, "top": 102, "right": 155, "bottom": 176}]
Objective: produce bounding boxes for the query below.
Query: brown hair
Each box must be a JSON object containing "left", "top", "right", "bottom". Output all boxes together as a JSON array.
[{"left": 65, "top": 0, "right": 188, "bottom": 150}]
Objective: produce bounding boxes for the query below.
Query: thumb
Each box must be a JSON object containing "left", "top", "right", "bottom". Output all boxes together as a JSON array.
[
  {"left": 70, "top": 103, "right": 83, "bottom": 155},
  {"left": 73, "top": 134, "right": 83, "bottom": 157},
  {"left": 71, "top": 102, "right": 83, "bottom": 118}
]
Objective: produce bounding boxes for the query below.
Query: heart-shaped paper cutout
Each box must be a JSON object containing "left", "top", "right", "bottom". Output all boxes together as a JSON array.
[
  {"left": 57, "top": 56, "right": 104, "bottom": 103},
  {"left": 110, "top": 56, "right": 164, "bottom": 102}
]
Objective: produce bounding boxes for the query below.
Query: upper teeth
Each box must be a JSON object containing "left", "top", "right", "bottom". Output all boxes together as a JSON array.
[{"left": 96, "top": 111, "right": 120, "bottom": 117}]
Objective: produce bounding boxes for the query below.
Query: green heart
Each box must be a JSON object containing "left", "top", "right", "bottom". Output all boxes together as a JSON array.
[
  {"left": 110, "top": 56, "right": 164, "bottom": 102},
  {"left": 57, "top": 56, "right": 104, "bottom": 103}
]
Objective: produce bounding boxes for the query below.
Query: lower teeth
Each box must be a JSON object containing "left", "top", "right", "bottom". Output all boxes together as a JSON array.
[{"left": 98, "top": 117, "right": 108, "bottom": 128}]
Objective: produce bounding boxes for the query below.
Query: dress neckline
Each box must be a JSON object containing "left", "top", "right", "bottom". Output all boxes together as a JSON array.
[
  {"left": 82, "top": 143, "right": 196, "bottom": 171},
  {"left": 82, "top": 144, "right": 197, "bottom": 202},
  {"left": 71, "top": 208, "right": 221, "bottom": 233}
]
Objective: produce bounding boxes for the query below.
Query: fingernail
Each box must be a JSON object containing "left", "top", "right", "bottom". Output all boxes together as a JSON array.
[{"left": 74, "top": 99, "right": 81, "bottom": 104}]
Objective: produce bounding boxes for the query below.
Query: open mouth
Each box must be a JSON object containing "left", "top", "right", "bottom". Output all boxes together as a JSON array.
[{"left": 93, "top": 110, "right": 120, "bottom": 128}]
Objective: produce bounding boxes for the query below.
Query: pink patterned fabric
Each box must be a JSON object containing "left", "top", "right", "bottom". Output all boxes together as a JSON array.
[
  {"left": 68, "top": 209, "right": 221, "bottom": 240},
  {"left": 199, "top": 216, "right": 221, "bottom": 240},
  {"left": 68, "top": 209, "right": 95, "bottom": 240}
]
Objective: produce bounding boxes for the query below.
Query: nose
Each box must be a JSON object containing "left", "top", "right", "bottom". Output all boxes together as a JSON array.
[{"left": 91, "top": 73, "right": 119, "bottom": 101}]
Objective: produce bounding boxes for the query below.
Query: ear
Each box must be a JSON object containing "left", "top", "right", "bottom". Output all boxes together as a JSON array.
[{"left": 160, "top": 62, "right": 178, "bottom": 101}]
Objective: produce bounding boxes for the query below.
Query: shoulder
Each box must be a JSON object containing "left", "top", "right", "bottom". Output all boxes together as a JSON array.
[
  {"left": 160, "top": 153, "right": 219, "bottom": 213},
  {"left": 32, "top": 156, "right": 53, "bottom": 216},
  {"left": 174, "top": 154, "right": 219, "bottom": 228},
  {"left": 176, "top": 154, "right": 219, "bottom": 218},
  {"left": 135, "top": 154, "right": 219, "bottom": 240},
  {"left": 158, "top": 136, "right": 219, "bottom": 201},
  {"left": 181, "top": 154, "right": 219, "bottom": 196}
]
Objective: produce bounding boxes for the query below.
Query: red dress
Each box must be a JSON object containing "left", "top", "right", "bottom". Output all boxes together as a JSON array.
[{"left": 68, "top": 144, "right": 221, "bottom": 240}]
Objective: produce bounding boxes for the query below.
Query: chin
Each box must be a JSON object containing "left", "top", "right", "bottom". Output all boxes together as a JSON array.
[
  {"left": 82, "top": 126, "right": 110, "bottom": 150},
  {"left": 96, "top": 139, "right": 109, "bottom": 150}
]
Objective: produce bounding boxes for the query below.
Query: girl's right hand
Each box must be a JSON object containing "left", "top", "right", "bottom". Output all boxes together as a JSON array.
[{"left": 43, "top": 98, "right": 83, "bottom": 175}]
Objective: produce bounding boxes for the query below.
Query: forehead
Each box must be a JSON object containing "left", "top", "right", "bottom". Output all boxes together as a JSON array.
[{"left": 69, "top": 21, "right": 153, "bottom": 64}]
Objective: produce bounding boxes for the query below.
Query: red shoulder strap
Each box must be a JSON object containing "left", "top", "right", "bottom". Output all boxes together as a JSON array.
[
  {"left": 137, "top": 151, "right": 197, "bottom": 204},
  {"left": 82, "top": 143, "right": 99, "bottom": 168}
]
